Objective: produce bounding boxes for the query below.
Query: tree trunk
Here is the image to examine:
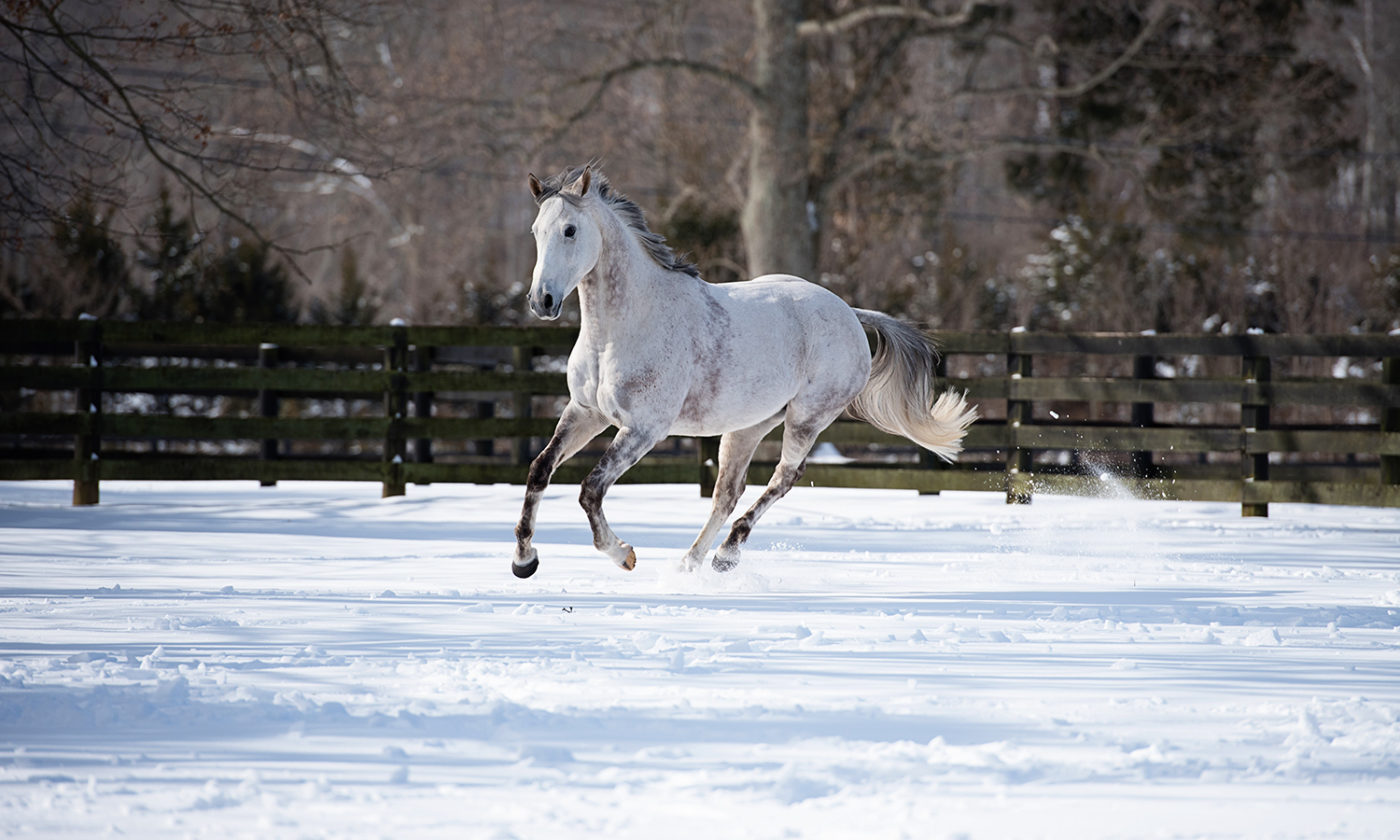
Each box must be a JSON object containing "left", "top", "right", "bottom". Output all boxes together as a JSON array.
[
  {"left": 1360, "top": 0, "right": 1400, "bottom": 245},
  {"left": 742, "top": 0, "right": 815, "bottom": 281}
]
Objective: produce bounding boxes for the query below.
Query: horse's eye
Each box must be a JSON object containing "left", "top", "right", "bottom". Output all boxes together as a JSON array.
[{"left": 563, "top": 224, "right": 576, "bottom": 239}]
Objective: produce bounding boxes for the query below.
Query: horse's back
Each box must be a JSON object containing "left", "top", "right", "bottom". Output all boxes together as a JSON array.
[
  {"left": 719, "top": 274, "right": 867, "bottom": 356},
  {"left": 674, "top": 274, "right": 869, "bottom": 433}
]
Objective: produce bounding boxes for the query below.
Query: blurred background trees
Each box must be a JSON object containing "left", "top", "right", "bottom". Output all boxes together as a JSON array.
[{"left": 2, "top": 0, "right": 1396, "bottom": 333}]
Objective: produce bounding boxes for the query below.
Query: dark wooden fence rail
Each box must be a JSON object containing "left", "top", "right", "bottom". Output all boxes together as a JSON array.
[{"left": 2, "top": 319, "right": 1397, "bottom": 515}]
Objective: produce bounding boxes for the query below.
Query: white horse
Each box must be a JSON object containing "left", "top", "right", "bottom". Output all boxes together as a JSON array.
[{"left": 511, "top": 166, "right": 977, "bottom": 578}]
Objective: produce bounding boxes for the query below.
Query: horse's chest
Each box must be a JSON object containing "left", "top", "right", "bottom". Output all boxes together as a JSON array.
[
  {"left": 566, "top": 354, "right": 605, "bottom": 408},
  {"left": 567, "top": 342, "right": 686, "bottom": 423}
]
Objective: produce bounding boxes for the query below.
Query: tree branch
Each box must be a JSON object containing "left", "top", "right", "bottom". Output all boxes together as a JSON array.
[
  {"left": 577, "top": 56, "right": 764, "bottom": 108},
  {"left": 28, "top": 3, "right": 349, "bottom": 279},
  {"left": 798, "top": 1, "right": 990, "bottom": 39},
  {"left": 532, "top": 56, "right": 763, "bottom": 154},
  {"left": 957, "top": 1, "right": 1176, "bottom": 101},
  {"left": 822, "top": 135, "right": 1141, "bottom": 200},
  {"left": 812, "top": 27, "right": 918, "bottom": 209}
]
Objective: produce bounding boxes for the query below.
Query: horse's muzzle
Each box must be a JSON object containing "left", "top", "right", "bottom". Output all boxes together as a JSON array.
[{"left": 529, "top": 288, "right": 562, "bottom": 320}]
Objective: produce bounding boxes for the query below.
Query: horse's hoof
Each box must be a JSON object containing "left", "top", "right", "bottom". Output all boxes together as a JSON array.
[
  {"left": 711, "top": 554, "right": 737, "bottom": 573},
  {"left": 619, "top": 547, "right": 636, "bottom": 571},
  {"left": 512, "top": 549, "right": 539, "bottom": 579}
]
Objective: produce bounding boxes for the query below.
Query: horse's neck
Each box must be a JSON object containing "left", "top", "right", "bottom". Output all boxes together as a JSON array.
[{"left": 577, "top": 215, "right": 674, "bottom": 337}]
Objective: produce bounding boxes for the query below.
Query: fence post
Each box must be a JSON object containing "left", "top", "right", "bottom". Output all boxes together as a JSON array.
[
  {"left": 413, "top": 345, "right": 434, "bottom": 478},
  {"left": 1005, "top": 339, "right": 1032, "bottom": 505},
  {"left": 258, "top": 342, "right": 279, "bottom": 487},
  {"left": 72, "top": 315, "right": 102, "bottom": 506},
  {"left": 1241, "top": 352, "right": 1271, "bottom": 517},
  {"left": 474, "top": 365, "right": 496, "bottom": 458},
  {"left": 1384, "top": 356, "right": 1399, "bottom": 488},
  {"left": 382, "top": 324, "right": 408, "bottom": 498},
  {"left": 1130, "top": 353, "right": 1155, "bottom": 478},
  {"left": 512, "top": 345, "right": 534, "bottom": 467}
]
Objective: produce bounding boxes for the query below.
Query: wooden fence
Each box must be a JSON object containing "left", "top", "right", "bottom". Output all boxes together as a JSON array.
[{"left": 2, "top": 319, "right": 1397, "bottom": 516}]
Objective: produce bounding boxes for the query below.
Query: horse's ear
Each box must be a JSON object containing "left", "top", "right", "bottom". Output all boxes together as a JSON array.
[
  {"left": 577, "top": 167, "right": 591, "bottom": 197},
  {"left": 528, "top": 173, "right": 543, "bottom": 201}
]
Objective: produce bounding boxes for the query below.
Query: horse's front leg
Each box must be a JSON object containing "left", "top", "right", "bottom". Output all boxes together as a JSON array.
[
  {"left": 512, "top": 402, "right": 609, "bottom": 578},
  {"left": 579, "top": 424, "right": 668, "bottom": 570}
]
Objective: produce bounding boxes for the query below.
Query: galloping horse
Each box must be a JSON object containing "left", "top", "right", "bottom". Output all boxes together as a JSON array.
[{"left": 511, "top": 166, "right": 977, "bottom": 578}]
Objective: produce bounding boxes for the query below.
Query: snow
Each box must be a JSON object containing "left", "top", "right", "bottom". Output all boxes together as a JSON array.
[{"left": 1, "top": 479, "right": 1398, "bottom": 839}]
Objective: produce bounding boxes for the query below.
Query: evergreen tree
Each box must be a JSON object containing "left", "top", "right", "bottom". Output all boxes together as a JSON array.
[
  {"left": 202, "top": 237, "right": 299, "bottom": 324},
  {"left": 135, "top": 189, "right": 206, "bottom": 322},
  {"left": 310, "top": 247, "right": 379, "bottom": 325},
  {"left": 135, "top": 189, "right": 297, "bottom": 323},
  {"left": 1001, "top": 0, "right": 1358, "bottom": 331},
  {"left": 1010, "top": 0, "right": 1356, "bottom": 236},
  {"left": 54, "top": 193, "right": 129, "bottom": 302},
  {"left": 1, "top": 192, "right": 131, "bottom": 319}
]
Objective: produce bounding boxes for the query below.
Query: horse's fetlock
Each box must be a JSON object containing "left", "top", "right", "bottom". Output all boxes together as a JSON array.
[{"left": 727, "top": 517, "right": 752, "bottom": 546}]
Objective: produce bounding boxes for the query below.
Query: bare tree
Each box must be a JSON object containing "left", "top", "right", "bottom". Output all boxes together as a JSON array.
[
  {"left": 530, "top": 0, "right": 1008, "bottom": 282},
  {"left": 3, "top": 0, "right": 1387, "bottom": 335},
  {"left": 0, "top": 0, "right": 400, "bottom": 267}
]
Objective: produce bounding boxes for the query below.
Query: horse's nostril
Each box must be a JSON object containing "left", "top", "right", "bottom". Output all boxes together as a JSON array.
[{"left": 543, "top": 293, "right": 555, "bottom": 311}]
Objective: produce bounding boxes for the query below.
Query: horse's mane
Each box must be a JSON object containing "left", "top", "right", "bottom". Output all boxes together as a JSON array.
[{"left": 534, "top": 166, "right": 701, "bottom": 279}]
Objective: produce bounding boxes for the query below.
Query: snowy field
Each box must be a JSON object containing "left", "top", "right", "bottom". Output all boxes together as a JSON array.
[{"left": 1, "top": 478, "right": 1398, "bottom": 839}]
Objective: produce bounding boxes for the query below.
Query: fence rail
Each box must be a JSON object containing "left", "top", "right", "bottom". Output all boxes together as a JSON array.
[{"left": 2, "top": 318, "right": 1397, "bottom": 515}]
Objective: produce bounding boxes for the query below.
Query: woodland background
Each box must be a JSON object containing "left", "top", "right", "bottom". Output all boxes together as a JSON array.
[{"left": 2, "top": 0, "right": 1398, "bottom": 335}]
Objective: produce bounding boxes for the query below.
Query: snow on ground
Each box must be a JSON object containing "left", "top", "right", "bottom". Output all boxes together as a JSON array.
[{"left": 1, "top": 478, "right": 1398, "bottom": 839}]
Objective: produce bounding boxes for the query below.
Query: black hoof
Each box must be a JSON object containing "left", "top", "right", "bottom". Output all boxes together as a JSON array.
[
  {"left": 711, "top": 555, "right": 737, "bottom": 573},
  {"left": 512, "top": 556, "right": 539, "bottom": 579}
]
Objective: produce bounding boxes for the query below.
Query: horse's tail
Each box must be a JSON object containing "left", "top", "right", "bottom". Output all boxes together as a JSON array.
[{"left": 847, "top": 309, "right": 979, "bottom": 463}]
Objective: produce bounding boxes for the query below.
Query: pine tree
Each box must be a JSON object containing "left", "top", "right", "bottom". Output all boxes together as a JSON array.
[
  {"left": 202, "top": 237, "right": 299, "bottom": 324},
  {"left": 1010, "top": 0, "right": 1357, "bottom": 237},
  {"left": 1, "top": 192, "right": 131, "bottom": 319},
  {"left": 1001, "top": 0, "right": 1358, "bottom": 331},
  {"left": 135, "top": 189, "right": 297, "bottom": 323},
  {"left": 135, "top": 189, "right": 206, "bottom": 322},
  {"left": 310, "top": 247, "right": 378, "bottom": 325}
]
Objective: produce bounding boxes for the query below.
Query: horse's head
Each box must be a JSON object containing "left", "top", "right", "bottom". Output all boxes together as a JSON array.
[{"left": 526, "top": 167, "right": 602, "bottom": 321}]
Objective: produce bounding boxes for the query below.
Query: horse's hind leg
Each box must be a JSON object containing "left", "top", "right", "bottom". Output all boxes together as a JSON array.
[
  {"left": 513, "top": 402, "right": 609, "bottom": 578},
  {"left": 579, "top": 423, "right": 669, "bottom": 570},
  {"left": 681, "top": 415, "right": 783, "bottom": 572},
  {"left": 711, "top": 416, "right": 828, "bottom": 572}
]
